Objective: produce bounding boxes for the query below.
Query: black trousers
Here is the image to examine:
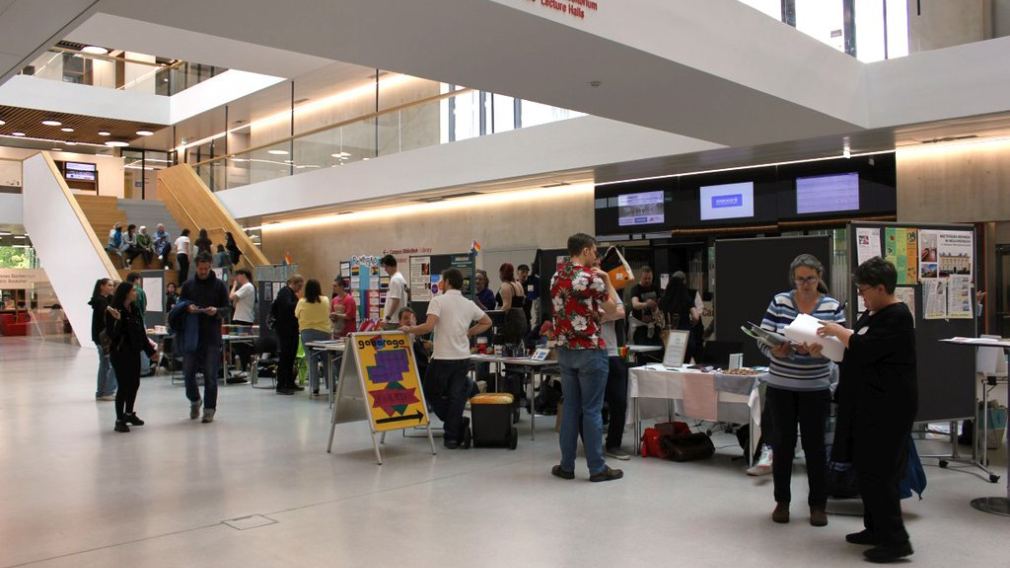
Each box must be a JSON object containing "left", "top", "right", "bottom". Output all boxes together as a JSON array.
[
  {"left": 766, "top": 386, "right": 830, "bottom": 507},
  {"left": 110, "top": 349, "right": 141, "bottom": 421},
  {"left": 855, "top": 421, "right": 912, "bottom": 546},
  {"left": 177, "top": 253, "right": 190, "bottom": 283},
  {"left": 276, "top": 328, "right": 298, "bottom": 390},
  {"left": 423, "top": 359, "right": 470, "bottom": 444},
  {"left": 605, "top": 356, "right": 628, "bottom": 449},
  {"left": 232, "top": 319, "right": 254, "bottom": 371}
]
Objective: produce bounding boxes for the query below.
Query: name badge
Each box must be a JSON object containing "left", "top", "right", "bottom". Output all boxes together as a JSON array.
[{"left": 857, "top": 327, "right": 869, "bottom": 335}]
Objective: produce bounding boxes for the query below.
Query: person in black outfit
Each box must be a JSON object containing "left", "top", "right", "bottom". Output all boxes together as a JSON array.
[
  {"left": 629, "top": 267, "right": 661, "bottom": 347},
  {"left": 179, "top": 252, "right": 232, "bottom": 423},
  {"left": 105, "top": 282, "right": 158, "bottom": 432},
  {"left": 225, "top": 231, "right": 242, "bottom": 266},
  {"left": 89, "top": 278, "right": 118, "bottom": 400},
  {"left": 271, "top": 273, "right": 304, "bottom": 395},
  {"left": 659, "top": 272, "right": 700, "bottom": 361},
  {"left": 165, "top": 282, "right": 179, "bottom": 313},
  {"left": 817, "top": 257, "right": 917, "bottom": 564},
  {"left": 194, "top": 228, "right": 213, "bottom": 256}
]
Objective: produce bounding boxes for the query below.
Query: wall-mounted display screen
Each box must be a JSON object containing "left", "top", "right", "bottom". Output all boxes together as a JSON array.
[
  {"left": 796, "top": 172, "right": 859, "bottom": 214},
  {"left": 618, "top": 191, "right": 665, "bottom": 226},
  {"left": 700, "top": 182, "right": 754, "bottom": 221},
  {"left": 64, "top": 162, "right": 97, "bottom": 182}
]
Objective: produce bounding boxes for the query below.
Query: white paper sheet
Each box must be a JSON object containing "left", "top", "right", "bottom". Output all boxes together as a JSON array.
[
  {"left": 894, "top": 286, "right": 916, "bottom": 322},
  {"left": 856, "top": 227, "right": 882, "bottom": 265},
  {"left": 923, "top": 278, "right": 947, "bottom": 320},
  {"left": 783, "top": 313, "right": 845, "bottom": 362},
  {"left": 946, "top": 276, "right": 973, "bottom": 319}
]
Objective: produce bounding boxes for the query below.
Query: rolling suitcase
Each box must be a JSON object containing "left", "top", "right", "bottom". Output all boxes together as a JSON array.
[{"left": 470, "top": 393, "right": 519, "bottom": 449}]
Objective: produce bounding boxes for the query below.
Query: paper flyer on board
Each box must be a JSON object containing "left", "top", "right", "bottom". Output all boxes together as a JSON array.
[
  {"left": 894, "top": 287, "right": 916, "bottom": 323},
  {"left": 409, "top": 256, "right": 432, "bottom": 302},
  {"left": 946, "top": 276, "right": 973, "bottom": 319},
  {"left": 856, "top": 227, "right": 882, "bottom": 265},
  {"left": 918, "top": 229, "right": 938, "bottom": 279},
  {"left": 923, "top": 278, "right": 947, "bottom": 320},
  {"left": 938, "top": 231, "right": 973, "bottom": 278},
  {"left": 884, "top": 228, "right": 917, "bottom": 285}
]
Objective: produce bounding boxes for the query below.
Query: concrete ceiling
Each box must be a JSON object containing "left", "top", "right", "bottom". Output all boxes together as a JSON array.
[{"left": 0, "top": 0, "right": 99, "bottom": 83}]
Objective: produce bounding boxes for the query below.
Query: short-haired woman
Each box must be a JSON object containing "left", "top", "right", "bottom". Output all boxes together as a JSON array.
[
  {"left": 758, "top": 253, "right": 846, "bottom": 527},
  {"left": 106, "top": 281, "right": 158, "bottom": 432},
  {"left": 296, "top": 278, "right": 331, "bottom": 396},
  {"left": 817, "top": 257, "right": 916, "bottom": 563}
]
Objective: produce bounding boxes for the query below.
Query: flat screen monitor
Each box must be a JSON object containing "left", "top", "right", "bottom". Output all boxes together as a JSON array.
[
  {"left": 699, "top": 182, "right": 754, "bottom": 221},
  {"left": 617, "top": 190, "right": 664, "bottom": 226},
  {"left": 64, "top": 162, "right": 97, "bottom": 182},
  {"left": 796, "top": 172, "right": 859, "bottom": 214}
]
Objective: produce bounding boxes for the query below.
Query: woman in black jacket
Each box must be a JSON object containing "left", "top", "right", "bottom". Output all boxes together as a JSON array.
[
  {"left": 225, "top": 232, "right": 242, "bottom": 266},
  {"left": 90, "top": 278, "right": 118, "bottom": 400},
  {"left": 194, "top": 228, "right": 213, "bottom": 256},
  {"left": 817, "top": 257, "right": 917, "bottom": 563},
  {"left": 106, "top": 282, "right": 158, "bottom": 432}
]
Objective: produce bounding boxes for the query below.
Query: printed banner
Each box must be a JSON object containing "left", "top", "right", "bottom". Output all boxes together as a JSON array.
[{"left": 351, "top": 332, "right": 429, "bottom": 432}]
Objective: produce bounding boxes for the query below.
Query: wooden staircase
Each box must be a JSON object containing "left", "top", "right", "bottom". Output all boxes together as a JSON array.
[
  {"left": 157, "top": 165, "right": 270, "bottom": 271},
  {"left": 74, "top": 194, "right": 179, "bottom": 283}
]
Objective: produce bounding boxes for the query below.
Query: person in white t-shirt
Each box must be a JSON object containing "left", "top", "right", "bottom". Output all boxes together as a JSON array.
[
  {"left": 381, "top": 254, "right": 408, "bottom": 328},
  {"left": 174, "top": 229, "right": 192, "bottom": 283},
  {"left": 228, "top": 269, "right": 256, "bottom": 377},
  {"left": 401, "top": 268, "right": 491, "bottom": 449}
]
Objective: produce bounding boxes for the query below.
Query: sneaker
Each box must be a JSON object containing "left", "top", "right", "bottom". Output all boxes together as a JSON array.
[
  {"left": 589, "top": 465, "right": 624, "bottom": 482},
  {"left": 291, "top": 385, "right": 305, "bottom": 392},
  {"left": 124, "top": 413, "right": 145, "bottom": 426},
  {"left": 810, "top": 507, "right": 828, "bottom": 527},
  {"left": 201, "top": 408, "right": 216, "bottom": 423},
  {"left": 114, "top": 420, "right": 130, "bottom": 433},
  {"left": 864, "top": 542, "right": 913, "bottom": 563},
  {"left": 444, "top": 439, "right": 460, "bottom": 450},
  {"left": 605, "top": 447, "right": 632, "bottom": 461},
  {"left": 551, "top": 465, "right": 575, "bottom": 480},
  {"left": 746, "top": 447, "right": 773, "bottom": 476},
  {"left": 97, "top": 394, "right": 117, "bottom": 401},
  {"left": 276, "top": 389, "right": 295, "bottom": 396},
  {"left": 846, "top": 530, "right": 881, "bottom": 546},
  {"left": 772, "top": 502, "right": 790, "bottom": 524},
  {"left": 190, "top": 400, "right": 201, "bottom": 420}
]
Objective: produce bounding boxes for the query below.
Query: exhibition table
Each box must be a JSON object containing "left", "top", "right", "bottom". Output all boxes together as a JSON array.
[
  {"left": 628, "top": 364, "right": 765, "bottom": 462},
  {"left": 940, "top": 337, "right": 1010, "bottom": 517},
  {"left": 304, "top": 339, "right": 346, "bottom": 406},
  {"left": 470, "top": 353, "right": 558, "bottom": 440}
]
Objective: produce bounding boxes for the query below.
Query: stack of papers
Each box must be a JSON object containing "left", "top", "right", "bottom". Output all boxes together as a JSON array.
[
  {"left": 741, "top": 322, "right": 788, "bottom": 349},
  {"left": 783, "top": 313, "right": 846, "bottom": 362}
]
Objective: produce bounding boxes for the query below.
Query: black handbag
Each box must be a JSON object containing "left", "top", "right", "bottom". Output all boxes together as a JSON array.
[{"left": 660, "top": 432, "right": 715, "bottom": 462}]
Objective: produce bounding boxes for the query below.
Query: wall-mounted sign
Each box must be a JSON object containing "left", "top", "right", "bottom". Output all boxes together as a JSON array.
[
  {"left": 0, "top": 268, "right": 46, "bottom": 290},
  {"left": 525, "top": 0, "right": 599, "bottom": 21}
]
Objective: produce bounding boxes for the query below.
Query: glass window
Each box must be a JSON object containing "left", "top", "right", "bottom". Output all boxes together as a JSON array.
[
  {"left": 795, "top": 0, "right": 846, "bottom": 52},
  {"left": 491, "top": 94, "right": 516, "bottom": 134},
  {"left": 855, "top": 0, "right": 886, "bottom": 62},
  {"left": 884, "top": 0, "right": 909, "bottom": 59}
]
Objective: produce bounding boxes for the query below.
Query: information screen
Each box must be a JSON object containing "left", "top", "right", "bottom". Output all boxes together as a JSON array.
[
  {"left": 617, "top": 191, "right": 665, "bottom": 226},
  {"left": 699, "top": 182, "right": 754, "bottom": 221},
  {"left": 64, "top": 162, "right": 97, "bottom": 182},
  {"left": 796, "top": 172, "right": 859, "bottom": 214}
]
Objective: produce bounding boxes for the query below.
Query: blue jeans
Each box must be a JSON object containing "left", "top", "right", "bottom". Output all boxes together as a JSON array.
[
  {"left": 558, "top": 347, "right": 609, "bottom": 475},
  {"left": 183, "top": 344, "right": 220, "bottom": 409},
  {"left": 300, "top": 329, "right": 331, "bottom": 392},
  {"left": 95, "top": 344, "right": 118, "bottom": 397}
]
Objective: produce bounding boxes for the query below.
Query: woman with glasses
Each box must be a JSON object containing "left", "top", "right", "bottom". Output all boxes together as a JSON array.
[{"left": 757, "top": 254, "right": 846, "bottom": 527}]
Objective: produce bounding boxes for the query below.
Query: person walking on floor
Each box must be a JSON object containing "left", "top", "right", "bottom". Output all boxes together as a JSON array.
[
  {"left": 758, "top": 253, "right": 845, "bottom": 527},
  {"left": 174, "top": 228, "right": 192, "bottom": 283},
  {"left": 178, "top": 252, "right": 231, "bottom": 423},
  {"left": 89, "top": 278, "right": 118, "bottom": 401},
  {"left": 549, "top": 232, "right": 623, "bottom": 482},
  {"left": 296, "top": 279, "right": 332, "bottom": 397},
  {"left": 271, "top": 274, "right": 304, "bottom": 395},
  {"left": 105, "top": 282, "right": 158, "bottom": 432},
  {"left": 400, "top": 268, "right": 491, "bottom": 449},
  {"left": 817, "top": 257, "right": 917, "bottom": 563}
]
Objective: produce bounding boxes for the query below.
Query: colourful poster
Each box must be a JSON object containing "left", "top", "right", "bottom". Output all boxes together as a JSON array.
[
  {"left": 351, "top": 332, "right": 429, "bottom": 432},
  {"left": 937, "top": 230, "right": 973, "bottom": 278},
  {"left": 902, "top": 228, "right": 918, "bottom": 285},
  {"left": 884, "top": 227, "right": 918, "bottom": 285}
]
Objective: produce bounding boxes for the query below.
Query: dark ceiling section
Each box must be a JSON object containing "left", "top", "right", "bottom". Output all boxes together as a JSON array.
[{"left": 0, "top": 105, "right": 164, "bottom": 145}]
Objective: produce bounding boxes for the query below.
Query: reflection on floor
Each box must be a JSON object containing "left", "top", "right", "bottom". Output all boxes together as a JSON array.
[{"left": 0, "top": 337, "right": 1005, "bottom": 567}]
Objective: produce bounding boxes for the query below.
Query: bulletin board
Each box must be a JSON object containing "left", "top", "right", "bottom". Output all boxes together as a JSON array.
[{"left": 408, "top": 252, "right": 476, "bottom": 318}]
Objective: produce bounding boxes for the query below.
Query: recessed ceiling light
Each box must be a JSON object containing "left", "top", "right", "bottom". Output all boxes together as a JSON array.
[
  {"left": 65, "top": 141, "right": 77, "bottom": 146},
  {"left": 61, "top": 127, "right": 74, "bottom": 133},
  {"left": 51, "top": 148, "right": 63, "bottom": 152},
  {"left": 105, "top": 140, "right": 129, "bottom": 147},
  {"left": 82, "top": 46, "right": 108, "bottom": 55},
  {"left": 136, "top": 129, "right": 154, "bottom": 136},
  {"left": 11, "top": 132, "right": 25, "bottom": 137},
  {"left": 0, "top": 120, "right": 6, "bottom": 126},
  {"left": 331, "top": 152, "right": 351, "bottom": 158},
  {"left": 267, "top": 149, "right": 289, "bottom": 155},
  {"left": 41, "top": 120, "right": 62, "bottom": 126},
  {"left": 98, "top": 130, "right": 111, "bottom": 136}
]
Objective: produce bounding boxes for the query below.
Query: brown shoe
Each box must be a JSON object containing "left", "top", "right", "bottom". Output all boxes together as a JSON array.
[
  {"left": 772, "top": 502, "right": 790, "bottom": 524},
  {"left": 810, "top": 507, "right": 828, "bottom": 527}
]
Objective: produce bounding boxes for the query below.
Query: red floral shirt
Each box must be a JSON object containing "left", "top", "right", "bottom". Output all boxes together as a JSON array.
[{"left": 550, "top": 261, "right": 607, "bottom": 350}]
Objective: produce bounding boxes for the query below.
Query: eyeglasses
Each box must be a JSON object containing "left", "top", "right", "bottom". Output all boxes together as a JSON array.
[
  {"left": 856, "top": 285, "right": 873, "bottom": 295},
  {"left": 794, "top": 276, "right": 819, "bottom": 285}
]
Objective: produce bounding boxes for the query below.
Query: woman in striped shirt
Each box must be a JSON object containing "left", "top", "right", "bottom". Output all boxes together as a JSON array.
[{"left": 759, "top": 254, "right": 846, "bottom": 528}]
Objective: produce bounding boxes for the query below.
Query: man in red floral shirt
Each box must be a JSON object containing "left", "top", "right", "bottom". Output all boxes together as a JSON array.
[{"left": 549, "top": 233, "right": 623, "bottom": 482}]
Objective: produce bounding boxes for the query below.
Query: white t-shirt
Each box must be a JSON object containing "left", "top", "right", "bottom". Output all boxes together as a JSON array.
[
  {"left": 174, "top": 236, "right": 191, "bottom": 256},
  {"left": 383, "top": 271, "right": 408, "bottom": 321},
  {"left": 427, "top": 290, "right": 486, "bottom": 360},
  {"left": 232, "top": 282, "right": 256, "bottom": 323},
  {"left": 600, "top": 295, "right": 624, "bottom": 357}
]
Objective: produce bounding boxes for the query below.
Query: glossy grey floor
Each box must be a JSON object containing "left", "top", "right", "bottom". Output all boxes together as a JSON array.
[{"left": 1, "top": 337, "right": 1006, "bottom": 567}]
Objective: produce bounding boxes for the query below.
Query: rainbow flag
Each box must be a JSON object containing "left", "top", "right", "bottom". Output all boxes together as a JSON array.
[{"left": 470, "top": 240, "right": 481, "bottom": 254}]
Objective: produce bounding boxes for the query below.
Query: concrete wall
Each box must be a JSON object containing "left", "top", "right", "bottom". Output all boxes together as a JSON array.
[
  {"left": 259, "top": 184, "right": 593, "bottom": 284},
  {"left": 0, "top": 147, "right": 125, "bottom": 198},
  {"left": 906, "top": 0, "right": 989, "bottom": 52}
]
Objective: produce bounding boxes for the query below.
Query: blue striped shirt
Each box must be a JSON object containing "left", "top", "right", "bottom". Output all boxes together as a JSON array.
[{"left": 760, "top": 291, "right": 846, "bottom": 391}]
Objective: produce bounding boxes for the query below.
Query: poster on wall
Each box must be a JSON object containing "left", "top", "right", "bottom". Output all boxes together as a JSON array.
[
  {"left": 883, "top": 227, "right": 918, "bottom": 285},
  {"left": 856, "top": 227, "right": 882, "bottom": 266},
  {"left": 894, "top": 286, "right": 916, "bottom": 324},
  {"left": 410, "top": 256, "right": 432, "bottom": 302},
  {"left": 946, "top": 276, "right": 973, "bottom": 319},
  {"left": 937, "top": 230, "right": 973, "bottom": 278},
  {"left": 923, "top": 278, "right": 947, "bottom": 320}
]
